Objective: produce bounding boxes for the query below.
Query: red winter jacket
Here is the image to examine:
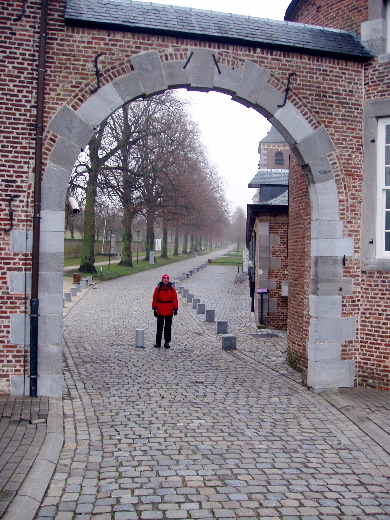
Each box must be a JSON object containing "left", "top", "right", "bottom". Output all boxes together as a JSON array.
[{"left": 152, "top": 282, "right": 178, "bottom": 316}]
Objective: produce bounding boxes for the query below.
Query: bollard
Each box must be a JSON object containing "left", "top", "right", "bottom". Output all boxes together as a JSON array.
[
  {"left": 178, "top": 286, "right": 184, "bottom": 294},
  {"left": 186, "top": 293, "right": 194, "bottom": 303},
  {"left": 135, "top": 329, "right": 144, "bottom": 347},
  {"left": 64, "top": 292, "right": 72, "bottom": 302},
  {"left": 182, "top": 288, "right": 189, "bottom": 297},
  {"left": 80, "top": 279, "right": 87, "bottom": 289},
  {"left": 222, "top": 334, "right": 237, "bottom": 351},
  {"left": 70, "top": 287, "right": 78, "bottom": 297},
  {"left": 216, "top": 321, "right": 228, "bottom": 334},
  {"left": 192, "top": 298, "right": 200, "bottom": 309},
  {"left": 197, "top": 303, "right": 205, "bottom": 314},
  {"left": 205, "top": 309, "right": 215, "bottom": 322},
  {"left": 76, "top": 285, "right": 82, "bottom": 293}
]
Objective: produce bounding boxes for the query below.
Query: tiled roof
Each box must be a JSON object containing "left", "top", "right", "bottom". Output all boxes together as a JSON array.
[
  {"left": 264, "top": 190, "right": 289, "bottom": 206},
  {"left": 248, "top": 169, "right": 289, "bottom": 188},
  {"left": 260, "top": 127, "right": 286, "bottom": 144},
  {"left": 65, "top": 0, "right": 372, "bottom": 61}
]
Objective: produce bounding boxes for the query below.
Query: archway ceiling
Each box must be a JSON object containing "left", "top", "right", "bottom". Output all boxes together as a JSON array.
[{"left": 65, "top": 0, "right": 372, "bottom": 61}]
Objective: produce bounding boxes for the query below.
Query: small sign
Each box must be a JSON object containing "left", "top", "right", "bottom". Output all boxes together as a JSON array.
[{"left": 257, "top": 288, "right": 268, "bottom": 294}]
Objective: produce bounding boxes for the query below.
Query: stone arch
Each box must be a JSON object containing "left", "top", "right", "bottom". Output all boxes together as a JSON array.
[{"left": 38, "top": 49, "right": 355, "bottom": 397}]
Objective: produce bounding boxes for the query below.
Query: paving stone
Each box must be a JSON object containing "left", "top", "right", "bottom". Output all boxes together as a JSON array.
[{"left": 3, "top": 252, "right": 390, "bottom": 520}]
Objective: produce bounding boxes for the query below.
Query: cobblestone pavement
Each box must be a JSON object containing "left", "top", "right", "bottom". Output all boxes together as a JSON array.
[
  {"left": 0, "top": 397, "right": 49, "bottom": 516},
  {"left": 33, "top": 254, "right": 390, "bottom": 520}
]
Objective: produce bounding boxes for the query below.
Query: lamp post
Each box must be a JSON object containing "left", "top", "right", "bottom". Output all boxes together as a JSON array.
[
  {"left": 108, "top": 227, "right": 113, "bottom": 270},
  {"left": 136, "top": 229, "right": 140, "bottom": 264}
]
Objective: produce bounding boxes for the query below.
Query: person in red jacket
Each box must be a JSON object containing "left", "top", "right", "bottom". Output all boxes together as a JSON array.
[{"left": 152, "top": 274, "right": 178, "bottom": 348}]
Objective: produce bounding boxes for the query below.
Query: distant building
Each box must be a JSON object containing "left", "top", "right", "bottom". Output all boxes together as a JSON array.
[{"left": 247, "top": 128, "right": 289, "bottom": 329}]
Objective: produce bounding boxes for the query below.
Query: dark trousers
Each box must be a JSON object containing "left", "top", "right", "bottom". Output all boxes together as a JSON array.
[{"left": 156, "top": 315, "right": 173, "bottom": 345}]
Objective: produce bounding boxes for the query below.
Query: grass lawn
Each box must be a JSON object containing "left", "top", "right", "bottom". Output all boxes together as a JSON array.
[{"left": 64, "top": 251, "right": 217, "bottom": 282}]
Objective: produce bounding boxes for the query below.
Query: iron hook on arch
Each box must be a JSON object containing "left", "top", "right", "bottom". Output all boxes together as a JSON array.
[
  {"left": 4, "top": 194, "right": 19, "bottom": 233},
  {"left": 90, "top": 53, "right": 103, "bottom": 94},
  {"left": 277, "top": 72, "right": 297, "bottom": 108}
]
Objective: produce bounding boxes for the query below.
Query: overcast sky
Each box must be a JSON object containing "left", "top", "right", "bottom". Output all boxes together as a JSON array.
[{"left": 149, "top": 0, "right": 293, "bottom": 211}]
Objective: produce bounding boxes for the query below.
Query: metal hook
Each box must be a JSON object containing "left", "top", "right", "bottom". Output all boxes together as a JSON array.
[
  {"left": 4, "top": 195, "right": 19, "bottom": 233},
  {"left": 90, "top": 53, "right": 103, "bottom": 94},
  {"left": 13, "top": 0, "right": 27, "bottom": 22},
  {"left": 277, "top": 72, "right": 297, "bottom": 108}
]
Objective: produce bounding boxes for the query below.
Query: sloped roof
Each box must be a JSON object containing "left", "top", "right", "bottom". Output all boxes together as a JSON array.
[
  {"left": 266, "top": 190, "right": 289, "bottom": 205},
  {"left": 259, "top": 127, "right": 286, "bottom": 144},
  {"left": 248, "top": 169, "right": 289, "bottom": 188},
  {"left": 65, "top": 0, "right": 372, "bottom": 61}
]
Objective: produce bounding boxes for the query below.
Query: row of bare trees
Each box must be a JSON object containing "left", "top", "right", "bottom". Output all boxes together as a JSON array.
[{"left": 69, "top": 92, "right": 232, "bottom": 273}]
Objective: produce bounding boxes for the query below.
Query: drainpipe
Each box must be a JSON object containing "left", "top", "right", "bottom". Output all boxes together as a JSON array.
[{"left": 30, "top": 0, "right": 49, "bottom": 397}]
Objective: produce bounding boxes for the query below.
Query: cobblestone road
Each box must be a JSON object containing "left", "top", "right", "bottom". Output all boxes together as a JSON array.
[{"left": 35, "top": 254, "right": 390, "bottom": 520}]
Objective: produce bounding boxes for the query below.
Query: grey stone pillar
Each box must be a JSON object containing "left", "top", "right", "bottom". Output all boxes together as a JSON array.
[{"left": 222, "top": 335, "right": 236, "bottom": 351}]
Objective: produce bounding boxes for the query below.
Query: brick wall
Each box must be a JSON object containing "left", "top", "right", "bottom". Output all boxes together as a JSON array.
[
  {"left": 287, "top": 156, "right": 311, "bottom": 380},
  {"left": 267, "top": 219, "right": 289, "bottom": 330},
  {"left": 0, "top": 1, "right": 38, "bottom": 393},
  {"left": 2, "top": 0, "right": 389, "bottom": 392},
  {"left": 287, "top": 0, "right": 390, "bottom": 388},
  {"left": 285, "top": 0, "right": 368, "bottom": 34}
]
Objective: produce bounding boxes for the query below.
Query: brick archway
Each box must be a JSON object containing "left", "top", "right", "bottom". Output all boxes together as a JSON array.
[{"left": 38, "top": 49, "right": 355, "bottom": 396}]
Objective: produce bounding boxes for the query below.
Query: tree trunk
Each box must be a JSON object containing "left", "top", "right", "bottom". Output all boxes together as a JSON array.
[
  {"left": 161, "top": 226, "right": 168, "bottom": 258},
  {"left": 145, "top": 210, "right": 155, "bottom": 261},
  {"left": 119, "top": 205, "right": 133, "bottom": 267},
  {"left": 173, "top": 227, "right": 179, "bottom": 256},
  {"left": 79, "top": 168, "right": 97, "bottom": 274},
  {"left": 182, "top": 232, "right": 188, "bottom": 254}
]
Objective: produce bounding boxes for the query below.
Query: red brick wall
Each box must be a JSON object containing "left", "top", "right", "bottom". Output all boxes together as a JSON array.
[
  {"left": 0, "top": 1, "right": 37, "bottom": 393},
  {"left": 358, "top": 272, "right": 390, "bottom": 388},
  {"left": 3, "top": 0, "right": 390, "bottom": 391},
  {"left": 285, "top": 0, "right": 368, "bottom": 35},
  {"left": 287, "top": 156, "right": 311, "bottom": 379},
  {"left": 267, "top": 219, "right": 289, "bottom": 330}
]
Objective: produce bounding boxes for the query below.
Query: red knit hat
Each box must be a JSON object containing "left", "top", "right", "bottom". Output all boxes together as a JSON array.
[{"left": 162, "top": 274, "right": 169, "bottom": 281}]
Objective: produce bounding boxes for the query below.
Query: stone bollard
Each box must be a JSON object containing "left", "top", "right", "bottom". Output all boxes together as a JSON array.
[
  {"left": 205, "top": 309, "right": 215, "bottom": 322},
  {"left": 178, "top": 286, "right": 184, "bottom": 294},
  {"left": 80, "top": 279, "right": 87, "bottom": 289},
  {"left": 135, "top": 329, "right": 144, "bottom": 347},
  {"left": 216, "top": 321, "right": 228, "bottom": 334},
  {"left": 76, "top": 284, "right": 82, "bottom": 293},
  {"left": 70, "top": 287, "right": 78, "bottom": 297},
  {"left": 182, "top": 288, "right": 189, "bottom": 297},
  {"left": 192, "top": 298, "right": 200, "bottom": 309},
  {"left": 64, "top": 292, "right": 72, "bottom": 302},
  {"left": 222, "top": 334, "right": 237, "bottom": 351},
  {"left": 186, "top": 293, "right": 194, "bottom": 303},
  {"left": 197, "top": 303, "right": 205, "bottom": 314}
]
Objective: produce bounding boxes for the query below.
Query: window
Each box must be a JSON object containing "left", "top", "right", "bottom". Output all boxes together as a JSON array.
[
  {"left": 387, "top": 0, "right": 390, "bottom": 53},
  {"left": 275, "top": 151, "right": 284, "bottom": 166},
  {"left": 377, "top": 119, "right": 390, "bottom": 256}
]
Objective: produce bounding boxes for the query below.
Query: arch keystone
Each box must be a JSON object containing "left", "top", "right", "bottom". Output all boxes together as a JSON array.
[{"left": 187, "top": 48, "right": 216, "bottom": 90}]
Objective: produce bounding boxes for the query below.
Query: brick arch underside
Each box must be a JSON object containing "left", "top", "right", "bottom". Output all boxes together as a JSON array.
[{"left": 38, "top": 49, "right": 356, "bottom": 397}]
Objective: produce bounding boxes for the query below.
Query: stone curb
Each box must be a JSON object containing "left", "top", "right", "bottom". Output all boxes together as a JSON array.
[
  {"left": 2, "top": 398, "right": 64, "bottom": 520},
  {"left": 321, "top": 390, "right": 390, "bottom": 455}
]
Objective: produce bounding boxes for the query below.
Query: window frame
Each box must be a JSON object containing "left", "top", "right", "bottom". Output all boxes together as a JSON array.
[
  {"left": 387, "top": 0, "right": 390, "bottom": 53},
  {"left": 376, "top": 118, "right": 390, "bottom": 257},
  {"left": 274, "top": 151, "right": 284, "bottom": 166}
]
